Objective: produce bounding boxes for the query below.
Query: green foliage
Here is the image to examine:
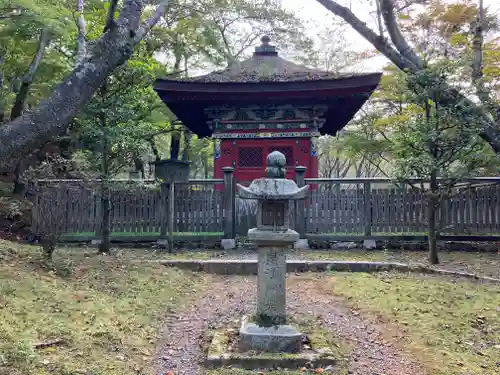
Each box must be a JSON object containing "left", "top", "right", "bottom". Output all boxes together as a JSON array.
[
  {"left": 146, "top": 0, "right": 315, "bottom": 71},
  {"left": 77, "top": 55, "right": 165, "bottom": 174}
]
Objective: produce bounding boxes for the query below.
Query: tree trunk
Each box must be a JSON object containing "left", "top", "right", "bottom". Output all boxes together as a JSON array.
[
  {"left": 134, "top": 157, "right": 145, "bottom": 178},
  {"left": 0, "top": 53, "right": 4, "bottom": 124},
  {"left": 170, "top": 132, "right": 181, "bottom": 160},
  {"left": 99, "top": 182, "right": 111, "bottom": 254},
  {"left": 149, "top": 139, "right": 161, "bottom": 162},
  {"left": 42, "top": 238, "right": 56, "bottom": 261},
  {"left": 98, "top": 109, "right": 111, "bottom": 254},
  {"left": 10, "top": 29, "right": 50, "bottom": 196},
  {"left": 427, "top": 189, "right": 439, "bottom": 264},
  {"left": 182, "top": 127, "right": 191, "bottom": 162},
  {"left": 12, "top": 160, "right": 26, "bottom": 197}
]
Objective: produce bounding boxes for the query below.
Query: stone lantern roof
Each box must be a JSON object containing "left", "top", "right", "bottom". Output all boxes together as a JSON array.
[{"left": 237, "top": 178, "right": 309, "bottom": 201}]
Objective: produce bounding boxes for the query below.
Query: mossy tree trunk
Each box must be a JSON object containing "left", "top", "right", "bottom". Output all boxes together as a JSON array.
[
  {"left": 98, "top": 103, "right": 111, "bottom": 254},
  {"left": 427, "top": 177, "right": 439, "bottom": 265}
]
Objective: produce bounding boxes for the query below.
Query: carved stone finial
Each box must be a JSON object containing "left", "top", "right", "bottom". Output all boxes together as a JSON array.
[
  {"left": 266, "top": 151, "right": 286, "bottom": 178},
  {"left": 254, "top": 35, "right": 278, "bottom": 56},
  {"left": 261, "top": 35, "right": 271, "bottom": 45}
]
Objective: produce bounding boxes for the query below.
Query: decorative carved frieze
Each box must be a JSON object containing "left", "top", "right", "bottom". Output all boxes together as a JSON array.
[
  {"left": 213, "top": 121, "right": 311, "bottom": 131},
  {"left": 212, "top": 131, "right": 320, "bottom": 139},
  {"left": 204, "top": 104, "right": 328, "bottom": 125}
]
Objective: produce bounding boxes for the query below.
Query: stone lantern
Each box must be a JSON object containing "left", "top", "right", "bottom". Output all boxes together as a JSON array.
[{"left": 236, "top": 151, "right": 308, "bottom": 353}]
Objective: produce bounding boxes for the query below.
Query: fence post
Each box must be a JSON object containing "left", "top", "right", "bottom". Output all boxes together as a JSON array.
[
  {"left": 295, "top": 166, "right": 307, "bottom": 244},
  {"left": 221, "top": 167, "right": 236, "bottom": 249},
  {"left": 159, "top": 183, "right": 168, "bottom": 241},
  {"left": 168, "top": 182, "right": 175, "bottom": 253},
  {"left": 363, "top": 181, "right": 373, "bottom": 237}
]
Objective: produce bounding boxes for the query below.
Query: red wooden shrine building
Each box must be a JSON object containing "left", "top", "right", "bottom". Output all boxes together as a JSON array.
[{"left": 153, "top": 36, "right": 381, "bottom": 182}]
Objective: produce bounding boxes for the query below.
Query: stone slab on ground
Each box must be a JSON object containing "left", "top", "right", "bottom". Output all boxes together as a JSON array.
[
  {"left": 206, "top": 325, "right": 337, "bottom": 370},
  {"left": 158, "top": 259, "right": 500, "bottom": 283},
  {"left": 239, "top": 322, "right": 302, "bottom": 353},
  {"left": 363, "top": 239, "right": 377, "bottom": 249},
  {"left": 294, "top": 239, "right": 309, "bottom": 249},
  {"left": 220, "top": 239, "right": 236, "bottom": 250},
  {"left": 159, "top": 259, "right": 411, "bottom": 275}
]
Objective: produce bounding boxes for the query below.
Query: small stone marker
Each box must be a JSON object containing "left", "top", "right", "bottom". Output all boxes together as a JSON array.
[{"left": 237, "top": 151, "right": 309, "bottom": 353}]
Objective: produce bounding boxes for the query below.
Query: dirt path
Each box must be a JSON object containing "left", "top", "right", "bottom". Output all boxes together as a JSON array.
[
  {"left": 288, "top": 275, "right": 425, "bottom": 375},
  {"left": 155, "top": 274, "right": 426, "bottom": 375}
]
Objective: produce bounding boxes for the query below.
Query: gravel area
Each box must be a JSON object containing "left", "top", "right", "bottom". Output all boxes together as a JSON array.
[
  {"left": 155, "top": 275, "right": 255, "bottom": 375},
  {"left": 288, "top": 275, "right": 425, "bottom": 375},
  {"left": 155, "top": 274, "right": 425, "bottom": 375}
]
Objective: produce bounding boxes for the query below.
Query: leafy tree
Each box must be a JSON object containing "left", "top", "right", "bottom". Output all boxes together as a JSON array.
[
  {"left": 0, "top": 0, "right": 171, "bottom": 171},
  {"left": 77, "top": 54, "right": 163, "bottom": 253},
  {"left": 392, "top": 69, "right": 491, "bottom": 263},
  {"left": 315, "top": 0, "right": 500, "bottom": 153}
]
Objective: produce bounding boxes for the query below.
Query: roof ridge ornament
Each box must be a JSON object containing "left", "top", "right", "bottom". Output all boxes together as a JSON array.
[{"left": 254, "top": 35, "right": 278, "bottom": 57}]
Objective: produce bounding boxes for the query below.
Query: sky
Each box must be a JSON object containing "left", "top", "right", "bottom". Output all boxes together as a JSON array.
[{"left": 282, "top": 0, "right": 500, "bottom": 72}]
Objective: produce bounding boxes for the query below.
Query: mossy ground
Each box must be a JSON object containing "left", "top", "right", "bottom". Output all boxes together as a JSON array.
[
  {"left": 0, "top": 240, "right": 205, "bottom": 375},
  {"left": 319, "top": 272, "right": 500, "bottom": 375}
]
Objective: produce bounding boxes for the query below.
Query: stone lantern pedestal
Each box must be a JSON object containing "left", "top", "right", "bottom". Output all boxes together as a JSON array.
[{"left": 237, "top": 151, "right": 308, "bottom": 353}]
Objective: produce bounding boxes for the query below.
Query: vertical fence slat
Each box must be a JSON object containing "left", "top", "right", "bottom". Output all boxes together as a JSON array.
[{"left": 168, "top": 183, "right": 175, "bottom": 251}]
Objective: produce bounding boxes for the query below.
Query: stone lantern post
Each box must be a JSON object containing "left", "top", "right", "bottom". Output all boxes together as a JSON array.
[{"left": 236, "top": 151, "right": 308, "bottom": 353}]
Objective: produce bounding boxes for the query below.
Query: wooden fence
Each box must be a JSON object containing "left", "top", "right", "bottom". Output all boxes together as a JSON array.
[
  {"left": 302, "top": 178, "right": 500, "bottom": 241},
  {"left": 31, "top": 175, "right": 500, "bottom": 244},
  {"left": 32, "top": 179, "right": 228, "bottom": 244}
]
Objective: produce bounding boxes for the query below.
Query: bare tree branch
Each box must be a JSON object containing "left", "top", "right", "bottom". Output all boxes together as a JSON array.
[
  {"left": 380, "top": 0, "right": 423, "bottom": 68},
  {"left": 375, "top": 0, "right": 384, "bottom": 37},
  {"left": 117, "top": 0, "right": 143, "bottom": 33},
  {"left": 315, "top": 0, "right": 500, "bottom": 153},
  {"left": 314, "top": 0, "right": 417, "bottom": 71},
  {"left": 0, "top": 53, "right": 5, "bottom": 123},
  {"left": 105, "top": 0, "right": 119, "bottom": 32},
  {"left": 470, "top": 0, "right": 494, "bottom": 109},
  {"left": 471, "top": 0, "right": 484, "bottom": 81},
  {"left": 11, "top": 28, "right": 50, "bottom": 120},
  {"left": 135, "top": 0, "right": 171, "bottom": 42},
  {"left": 75, "top": 0, "right": 87, "bottom": 66}
]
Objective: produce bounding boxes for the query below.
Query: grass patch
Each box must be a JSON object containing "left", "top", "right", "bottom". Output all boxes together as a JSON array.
[
  {"left": 0, "top": 240, "right": 205, "bottom": 375},
  {"left": 319, "top": 272, "right": 500, "bottom": 375}
]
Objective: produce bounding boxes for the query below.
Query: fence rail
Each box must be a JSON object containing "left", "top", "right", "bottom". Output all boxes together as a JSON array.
[{"left": 31, "top": 175, "right": 500, "bottom": 244}]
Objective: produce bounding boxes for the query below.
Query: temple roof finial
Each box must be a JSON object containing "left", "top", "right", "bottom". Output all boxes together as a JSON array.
[{"left": 254, "top": 35, "right": 278, "bottom": 56}]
